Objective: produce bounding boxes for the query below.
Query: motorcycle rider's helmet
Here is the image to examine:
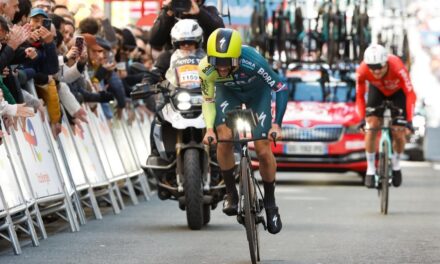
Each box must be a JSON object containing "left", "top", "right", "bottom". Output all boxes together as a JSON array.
[
  {"left": 207, "top": 28, "right": 242, "bottom": 68},
  {"left": 171, "top": 19, "right": 203, "bottom": 49},
  {"left": 363, "top": 44, "right": 388, "bottom": 70}
]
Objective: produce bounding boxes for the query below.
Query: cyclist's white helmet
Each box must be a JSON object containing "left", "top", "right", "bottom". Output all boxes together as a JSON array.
[
  {"left": 170, "top": 19, "right": 203, "bottom": 48},
  {"left": 363, "top": 44, "right": 388, "bottom": 68}
]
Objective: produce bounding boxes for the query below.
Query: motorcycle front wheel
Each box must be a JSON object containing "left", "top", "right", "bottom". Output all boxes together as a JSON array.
[{"left": 183, "top": 149, "right": 204, "bottom": 230}]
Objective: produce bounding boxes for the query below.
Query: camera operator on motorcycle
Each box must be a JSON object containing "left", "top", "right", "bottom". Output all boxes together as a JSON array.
[
  {"left": 137, "top": 19, "right": 206, "bottom": 156},
  {"left": 356, "top": 44, "right": 417, "bottom": 188},
  {"left": 199, "top": 28, "right": 289, "bottom": 234}
]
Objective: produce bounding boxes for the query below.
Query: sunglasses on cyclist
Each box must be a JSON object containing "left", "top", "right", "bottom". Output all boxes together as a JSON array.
[
  {"left": 177, "top": 41, "right": 197, "bottom": 47},
  {"left": 367, "top": 63, "right": 386, "bottom": 70}
]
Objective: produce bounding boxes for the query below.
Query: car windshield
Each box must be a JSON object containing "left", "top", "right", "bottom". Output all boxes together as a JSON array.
[{"left": 289, "top": 80, "right": 356, "bottom": 103}]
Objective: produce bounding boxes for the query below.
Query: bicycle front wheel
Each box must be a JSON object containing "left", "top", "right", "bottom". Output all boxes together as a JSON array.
[
  {"left": 379, "top": 141, "right": 390, "bottom": 215},
  {"left": 241, "top": 157, "right": 259, "bottom": 264}
]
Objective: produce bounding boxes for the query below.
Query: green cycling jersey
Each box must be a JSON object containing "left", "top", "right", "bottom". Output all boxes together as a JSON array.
[{"left": 198, "top": 45, "right": 288, "bottom": 129}]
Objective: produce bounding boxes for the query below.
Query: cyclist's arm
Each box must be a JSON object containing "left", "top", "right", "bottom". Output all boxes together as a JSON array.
[
  {"left": 249, "top": 48, "right": 288, "bottom": 126},
  {"left": 198, "top": 57, "right": 217, "bottom": 129},
  {"left": 397, "top": 67, "right": 417, "bottom": 121},
  {"left": 355, "top": 66, "right": 368, "bottom": 119}
]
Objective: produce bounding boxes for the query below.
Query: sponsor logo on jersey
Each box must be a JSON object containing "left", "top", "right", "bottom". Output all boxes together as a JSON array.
[
  {"left": 220, "top": 100, "right": 229, "bottom": 113},
  {"left": 257, "top": 68, "right": 276, "bottom": 87},
  {"left": 257, "top": 112, "right": 267, "bottom": 127},
  {"left": 241, "top": 58, "right": 256, "bottom": 70},
  {"left": 202, "top": 65, "right": 215, "bottom": 75},
  {"left": 175, "top": 58, "right": 199, "bottom": 66},
  {"left": 398, "top": 69, "right": 413, "bottom": 92}
]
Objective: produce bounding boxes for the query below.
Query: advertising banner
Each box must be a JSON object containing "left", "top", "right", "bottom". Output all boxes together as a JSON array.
[
  {"left": 128, "top": 114, "right": 151, "bottom": 164},
  {"left": 0, "top": 144, "right": 24, "bottom": 209},
  {"left": 112, "top": 118, "right": 139, "bottom": 174},
  {"left": 88, "top": 106, "right": 126, "bottom": 179},
  {"left": 2, "top": 131, "right": 33, "bottom": 203},
  {"left": 71, "top": 119, "right": 109, "bottom": 186},
  {"left": 13, "top": 117, "right": 63, "bottom": 199},
  {"left": 58, "top": 121, "right": 88, "bottom": 189}
]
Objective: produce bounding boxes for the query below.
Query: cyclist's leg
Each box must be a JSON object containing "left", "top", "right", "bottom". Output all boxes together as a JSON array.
[
  {"left": 215, "top": 87, "right": 242, "bottom": 215},
  {"left": 365, "top": 85, "right": 385, "bottom": 173},
  {"left": 364, "top": 85, "right": 384, "bottom": 187},
  {"left": 246, "top": 87, "right": 282, "bottom": 234},
  {"left": 389, "top": 89, "right": 407, "bottom": 187}
]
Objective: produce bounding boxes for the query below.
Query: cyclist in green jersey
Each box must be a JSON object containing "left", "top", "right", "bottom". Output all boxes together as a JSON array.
[{"left": 198, "top": 28, "right": 288, "bottom": 234}]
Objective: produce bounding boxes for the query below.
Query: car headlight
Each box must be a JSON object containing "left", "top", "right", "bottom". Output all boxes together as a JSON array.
[{"left": 345, "top": 124, "right": 361, "bottom": 134}]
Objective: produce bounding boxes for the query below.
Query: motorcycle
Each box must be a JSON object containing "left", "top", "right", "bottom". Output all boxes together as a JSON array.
[{"left": 131, "top": 55, "right": 225, "bottom": 230}]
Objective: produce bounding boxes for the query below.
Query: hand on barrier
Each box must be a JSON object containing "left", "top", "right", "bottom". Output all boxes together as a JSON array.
[
  {"left": 73, "top": 118, "right": 84, "bottom": 134},
  {"left": 16, "top": 104, "right": 35, "bottom": 118},
  {"left": 115, "top": 108, "right": 123, "bottom": 120},
  {"left": 127, "top": 108, "right": 136, "bottom": 126},
  {"left": 37, "top": 99, "right": 46, "bottom": 122},
  {"left": 73, "top": 107, "right": 88, "bottom": 123},
  {"left": 51, "top": 123, "right": 62, "bottom": 138}
]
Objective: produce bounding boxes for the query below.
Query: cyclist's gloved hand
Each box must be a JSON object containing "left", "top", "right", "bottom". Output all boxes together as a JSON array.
[
  {"left": 357, "top": 119, "right": 366, "bottom": 131},
  {"left": 406, "top": 121, "right": 415, "bottom": 133}
]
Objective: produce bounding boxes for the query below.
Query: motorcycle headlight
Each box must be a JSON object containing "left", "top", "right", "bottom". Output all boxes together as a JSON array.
[
  {"left": 176, "top": 92, "right": 191, "bottom": 102},
  {"left": 176, "top": 92, "right": 191, "bottom": 110}
]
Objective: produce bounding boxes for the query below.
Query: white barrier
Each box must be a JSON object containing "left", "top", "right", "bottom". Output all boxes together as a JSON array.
[
  {"left": 58, "top": 123, "right": 88, "bottom": 189},
  {"left": 0, "top": 144, "right": 24, "bottom": 209},
  {"left": 0, "top": 186, "right": 21, "bottom": 255},
  {"left": 0, "top": 82, "right": 153, "bottom": 255},
  {"left": 88, "top": 106, "right": 126, "bottom": 179},
  {"left": 13, "top": 117, "right": 64, "bottom": 199},
  {"left": 128, "top": 113, "right": 152, "bottom": 164}
]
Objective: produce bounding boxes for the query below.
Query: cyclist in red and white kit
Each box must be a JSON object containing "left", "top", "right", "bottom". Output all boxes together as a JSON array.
[{"left": 356, "top": 44, "right": 417, "bottom": 188}]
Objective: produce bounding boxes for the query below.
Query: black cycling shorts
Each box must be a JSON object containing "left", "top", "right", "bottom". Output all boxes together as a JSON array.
[{"left": 366, "top": 85, "right": 407, "bottom": 126}]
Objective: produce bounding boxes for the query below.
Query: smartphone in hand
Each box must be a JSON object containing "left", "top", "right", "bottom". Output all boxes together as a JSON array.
[
  {"left": 107, "top": 51, "right": 114, "bottom": 64},
  {"left": 75, "top": 36, "right": 84, "bottom": 56},
  {"left": 42, "top": 18, "right": 52, "bottom": 30}
]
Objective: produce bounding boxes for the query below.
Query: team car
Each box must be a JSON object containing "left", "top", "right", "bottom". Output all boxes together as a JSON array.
[{"left": 250, "top": 63, "right": 367, "bottom": 175}]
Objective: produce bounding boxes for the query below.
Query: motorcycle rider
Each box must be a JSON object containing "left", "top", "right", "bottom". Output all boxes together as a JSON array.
[
  {"left": 199, "top": 28, "right": 289, "bottom": 234},
  {"left": 132, "top": 19, "right": 205, "bottom": 157}
]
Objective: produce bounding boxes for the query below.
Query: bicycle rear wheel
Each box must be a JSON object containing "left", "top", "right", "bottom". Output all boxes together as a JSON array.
[
  {"left": 379, "top": 141, "right": 390, "bottom": 215},
  {"left": 241, "top": 157, "right": 259, "bottom": 264}
]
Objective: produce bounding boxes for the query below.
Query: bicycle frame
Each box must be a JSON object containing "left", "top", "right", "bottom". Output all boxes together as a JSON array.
[{"left": 377, "top": 107, "right": 393, "bottom": 183}]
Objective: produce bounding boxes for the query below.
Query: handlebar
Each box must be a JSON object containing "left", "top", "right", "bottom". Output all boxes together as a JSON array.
[
  {"left": 365, "top": 100, "right": 403, "bottom": 117},
  {"left": 130, "top": 82, "right": 170, "bottom": 100}
]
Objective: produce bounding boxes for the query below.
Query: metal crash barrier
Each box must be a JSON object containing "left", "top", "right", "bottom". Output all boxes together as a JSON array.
[{"left": 0, "top": 81, "right": 152, "bottom": 255}]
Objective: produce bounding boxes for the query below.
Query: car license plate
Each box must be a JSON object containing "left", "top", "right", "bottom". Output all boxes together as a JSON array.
[{"left": 284, "top": 142, "right": 327, "bottom": 155}]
